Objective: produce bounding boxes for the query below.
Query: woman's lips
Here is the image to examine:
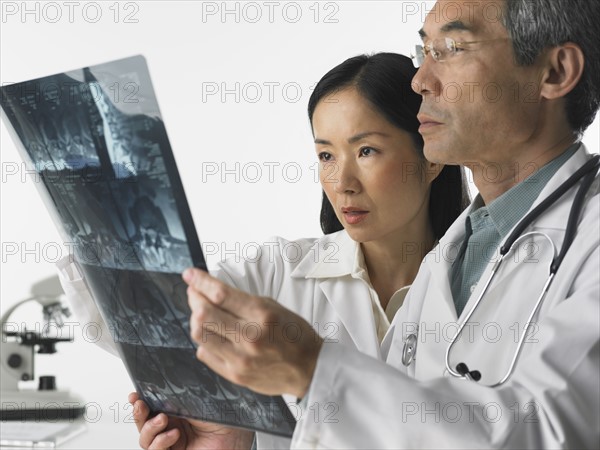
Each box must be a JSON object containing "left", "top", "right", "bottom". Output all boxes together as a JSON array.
[{"left": 342, "top": 211, "right": 369, "bottom": 225}]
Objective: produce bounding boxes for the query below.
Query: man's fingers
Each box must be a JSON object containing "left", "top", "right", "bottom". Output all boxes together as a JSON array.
[
  {"left": 183, "top": 268, "right": 254, "bottom": 315},
  {"left": 195, "top": 326, "right": 240, "bottom": 360},
  {"left": 189, "top": 290, "right": 246, "bottom": 345},
  {"left": 196, "top": 343, "right": 230, "bottom": 379},
  {"left": 183, "top": 268, "right": 227, "bottom": 303}
]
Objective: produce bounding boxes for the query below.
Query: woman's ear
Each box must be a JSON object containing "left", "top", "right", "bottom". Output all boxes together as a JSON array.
[{"left": 539, "top": 43, "right": 585, "bottom": 100}]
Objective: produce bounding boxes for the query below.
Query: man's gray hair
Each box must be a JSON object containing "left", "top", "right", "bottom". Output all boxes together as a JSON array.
[{"left": 503, "top": 0, "right": 599, "bottom": 138}]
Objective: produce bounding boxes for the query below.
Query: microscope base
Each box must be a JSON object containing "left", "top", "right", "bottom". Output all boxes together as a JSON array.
[{"left": 0, "top": 390, "right": 86, "bottom": 421}]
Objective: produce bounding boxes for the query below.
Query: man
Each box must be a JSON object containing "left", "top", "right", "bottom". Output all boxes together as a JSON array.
[{"left": 146, "top": 0, "right": 599, "bottom": 447}]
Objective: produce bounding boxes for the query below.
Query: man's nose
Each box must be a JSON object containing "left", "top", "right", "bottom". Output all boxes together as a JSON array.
[{"left": 412, "top": 55, "right": 441, "bottom": 98}]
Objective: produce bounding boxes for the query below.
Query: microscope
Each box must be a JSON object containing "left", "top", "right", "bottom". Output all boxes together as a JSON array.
[{"left": 1, "top": 275, "right": 86, "bottom": 421}]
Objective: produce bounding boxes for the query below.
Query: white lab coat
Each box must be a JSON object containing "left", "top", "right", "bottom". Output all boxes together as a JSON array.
[
  {"left": 56, "top": 229, "right": 387, "bottom": 449},
  {"left": 292, "top": 145, "right": 600, "bottom": 449}
]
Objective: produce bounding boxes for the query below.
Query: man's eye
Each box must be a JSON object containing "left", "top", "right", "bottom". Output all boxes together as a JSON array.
[{"left": 318, "top": 152, "right": 333, "bottom": 162}]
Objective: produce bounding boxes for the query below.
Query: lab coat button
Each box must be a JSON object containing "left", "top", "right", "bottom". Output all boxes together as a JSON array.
[{"left": 402, "top": 333, "right": 418, "bottom": 367}]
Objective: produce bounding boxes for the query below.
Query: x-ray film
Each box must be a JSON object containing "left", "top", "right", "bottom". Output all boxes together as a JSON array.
[{"left": 0, "top": 55, "right": 296, "bottom": 437}]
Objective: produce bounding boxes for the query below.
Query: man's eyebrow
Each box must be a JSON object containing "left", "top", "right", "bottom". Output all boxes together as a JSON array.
[
  {"left": 419, "top": 20, "right": 472, "bottom": 39},
  {"left": 441, "top": 20, "right": 472, "bottom": 33}
]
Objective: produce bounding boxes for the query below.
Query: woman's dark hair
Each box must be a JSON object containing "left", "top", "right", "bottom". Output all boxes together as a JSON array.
[{"left": 308, "top": 53, "right": 471, "bottom": 239}]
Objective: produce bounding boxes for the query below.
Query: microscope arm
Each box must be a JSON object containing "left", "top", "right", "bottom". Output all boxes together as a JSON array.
[{"left": 1, "top": 294, "right": 68, "bottom": 391}]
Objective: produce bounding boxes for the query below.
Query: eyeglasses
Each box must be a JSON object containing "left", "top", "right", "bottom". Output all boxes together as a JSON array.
[{"left": 412, "top": 37, "right": 509, "bottom": 67}]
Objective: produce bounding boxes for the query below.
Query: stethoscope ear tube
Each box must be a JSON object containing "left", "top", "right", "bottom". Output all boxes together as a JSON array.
[
  {"left": 552, "top": 155, "right": 600, "bottom": 273},
  {"left": 501, "top": 154, "right": 600, "bottom": 257}
]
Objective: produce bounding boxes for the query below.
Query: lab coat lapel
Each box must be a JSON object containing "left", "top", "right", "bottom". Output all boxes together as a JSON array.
[
  {"left": 414, "top": 212, "right": 467, "bottom": 379},
  {"left": 318, "top": 278, "right": 381, "bottom": 358},
  {"left": 423, "top": 255, "right": 457, "bottom": 322},
  {"left": 423, "top": 206, "right": 469, "bottom": 322},
  {"left": 529, "top": 145, "right": 595, "bottom": 231}
]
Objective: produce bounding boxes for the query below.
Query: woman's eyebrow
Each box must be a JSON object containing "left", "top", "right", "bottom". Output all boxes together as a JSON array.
[
  {"left": 348, "top": 131, "right": 389, "bottom": 143},
  {"left": 315, "top": 131, "right": 389, "bottom": 146}
]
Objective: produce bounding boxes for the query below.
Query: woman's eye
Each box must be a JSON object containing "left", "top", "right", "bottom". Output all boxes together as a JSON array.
[
  {"left": 359, "top": 147, "right": 376, "bottom": 157},
  {"left": 318, "top": 152, "right": 333, "bottom": 162}
]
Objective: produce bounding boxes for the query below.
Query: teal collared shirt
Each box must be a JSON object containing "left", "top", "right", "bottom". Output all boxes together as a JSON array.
[{"left": 450, "top": 144, "right": 580, "bottom": 317}]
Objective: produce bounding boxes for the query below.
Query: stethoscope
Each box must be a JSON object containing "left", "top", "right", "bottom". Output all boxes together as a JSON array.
[{"left": 402, "top": 154, "right": 600, "bottom": 387}]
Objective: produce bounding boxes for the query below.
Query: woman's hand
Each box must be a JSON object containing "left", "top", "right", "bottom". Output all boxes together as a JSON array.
[
  {"left": 184, "top": 268, "right": 324, "bottom": 399},
  {"left": 129, "top": 392, "right": 255, "bottom": 450}
]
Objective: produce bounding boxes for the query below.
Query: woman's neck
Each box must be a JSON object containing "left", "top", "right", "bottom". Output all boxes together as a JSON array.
[{"left": 361, "top": 223, "right": 435, "bottom": 310}]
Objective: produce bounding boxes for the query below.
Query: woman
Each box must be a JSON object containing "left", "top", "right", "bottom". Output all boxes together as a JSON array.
[{"left": 59, "top": 53, "right": 469, "bottom": 449}]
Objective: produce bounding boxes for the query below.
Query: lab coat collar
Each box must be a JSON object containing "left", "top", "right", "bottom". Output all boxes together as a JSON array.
[
  {"left": 290, "top": 230, "right": 357, "bottom": 279},
  {"left": 318, "top": 277, "right": 381, "bottom": 358},
  {"left": 526, "top": 143, "right": 596, "bottom": 230},
  {"left": 290, "top": 230, "right": 381, "bottom": 356}
]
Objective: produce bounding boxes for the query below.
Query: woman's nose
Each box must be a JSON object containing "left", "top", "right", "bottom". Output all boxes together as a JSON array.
[{"left": 332, "top": 161, "right": 360, "bottom": 194}]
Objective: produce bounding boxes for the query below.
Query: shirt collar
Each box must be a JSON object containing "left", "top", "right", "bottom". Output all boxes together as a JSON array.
[
  {"left": 290, "top": 230, "right": 358, "bottom": 279},
  {"left": 352, "top": 241, "right": 370, "bottom": 282}
]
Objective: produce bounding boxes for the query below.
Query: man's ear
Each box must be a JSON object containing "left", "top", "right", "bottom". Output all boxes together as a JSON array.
[{"left": 540, "top": 43, "right": 585, "bottom": 100}]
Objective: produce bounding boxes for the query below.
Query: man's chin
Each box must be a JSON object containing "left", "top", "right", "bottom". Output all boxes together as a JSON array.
[{"left": 423, "top": 141, "right": 455, "bottom": 165}]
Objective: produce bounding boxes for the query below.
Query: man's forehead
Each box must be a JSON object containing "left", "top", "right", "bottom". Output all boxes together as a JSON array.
[{"left": 420, "top": 0, "right": 505, "bottom": 38}]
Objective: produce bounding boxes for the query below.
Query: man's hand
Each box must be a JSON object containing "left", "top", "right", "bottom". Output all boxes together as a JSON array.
[
  {"left": 129, "top": 392, "right": 254, "bottom": 450},
  {"left": 183, "top": 268, "right": 324, "bottom": 399}
]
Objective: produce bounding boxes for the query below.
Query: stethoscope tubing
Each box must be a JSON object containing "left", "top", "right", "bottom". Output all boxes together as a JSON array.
[
  {"left": 445, "top": 154, "right": 600, "bottom": 386},
  {"left": 445, "top": 231, "right": 556, "bottom": 384}
]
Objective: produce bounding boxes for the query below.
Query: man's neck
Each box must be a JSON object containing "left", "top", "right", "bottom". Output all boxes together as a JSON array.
[{"left": 469, "top": 136, "right": 577, "bottom": 205}]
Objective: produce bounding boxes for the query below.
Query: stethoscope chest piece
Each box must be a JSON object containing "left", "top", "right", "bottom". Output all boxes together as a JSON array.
[{"left": 402, "top": 333, "right": 418, "bottom": 367}]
